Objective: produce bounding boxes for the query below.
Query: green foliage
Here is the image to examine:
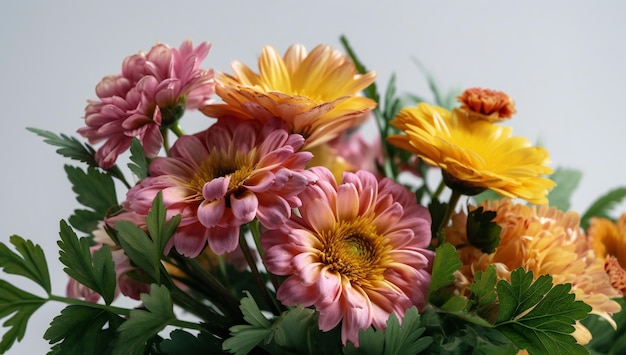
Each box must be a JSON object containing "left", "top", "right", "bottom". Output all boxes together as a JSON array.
[
  {"left": 58, "top": 220, "right": 117, "bottom": 304},
  {"left": 114, "top": 284, "right": 175, "bottom": 355},
  {"left": 44, "top": 306, "right": 123, "bottom": 355},
  {"left": 114, "top": 192, "right": 180, "bottom": 284},
  {"left": 428, "top": 243, "right": 462, "bottom": 306},
  {"left": 583, "top": 297, "right": 626, "bottom": 355},
  {"left": 222, "top": 292, "right": 272, "bottom": 355},
  {"left": 428, "top": 199, "right": 448, "bottom": 240},
  {"left": 0, "top": 280, "right": 47, "bottom": 353},
  {"left": 466, "top": 207, "right": 502, "bottom": 254},
  {"left": 344, "top": 307, "right": 431, "bottom": 355},
  {"left": 547, "top": 167, "right": 583, "bottom": 211},
  {"left": 128, "top": 137, "right": 149, "bottom": 180},
  {"left": 0, "top": 235, "right": 51, "bottom": 294},
  {"left": 27, "top": 127, "right": 97, "bottom": 166},
  {"left": 495, "top": 268, "right": 592, "bottom": 354},
  {"left": 406, "top": 58, "right": 460, "bottom": 111},
  {"left": 580, "top": 187, "right": 626, "bottom": 230},
  {"left": 158, "top": 329, "right": 223, "bottom": 355},
  {"left": 64, "top": 165, "right": 118, "bottom": 234}
]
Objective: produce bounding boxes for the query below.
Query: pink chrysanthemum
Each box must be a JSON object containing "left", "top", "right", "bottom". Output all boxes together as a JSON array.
[
  {"left": 78, "top": 40, "right": 215, "bottom": 169},
  {"left": 115, "top": 118, "right": 315, "bottom": 257},
  {"left": 261, "top": 167, "right": 434, "bottom": 346}
]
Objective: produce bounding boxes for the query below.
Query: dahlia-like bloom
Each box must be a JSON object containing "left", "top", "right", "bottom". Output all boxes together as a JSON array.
[
  {"left": 446, "top": 199, "right": 622, "bottom": 344},
  {"left": 457, "top": 87, "right": 516, "bottom": 122},
  {"left": 262, "top": 167, "right": 434, "bottom": 346},
  {"left": 115, "top": 118, "right": 315, "bottom": 257},
  {"left": 78, "top": 40, "right": 215, "bottom": 169},
  {"left": 66, "top": 229, "right": 149, "bottom": 302},
  {"left": 200, "top": 44, "right": 377, "bottom": 149},
  {"left": 588, "top": 214, "right": 626, "bottom": 295},
  {"left": 387, "top": 103, "right": 555, "bottom": 203}
]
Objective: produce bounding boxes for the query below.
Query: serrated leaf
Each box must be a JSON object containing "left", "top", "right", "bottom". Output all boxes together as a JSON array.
[
  {"left": 146, "top": 192, "right": 181, "bottom": 257},
  {"left": 68, "top": 209, "right": 101, "bottom": 235},
  {"left": 27, "top": 127, "right": 97, "bottom": 166},
  {"left": 239, "top": 291, "right": 270, "bottom": 328},
  {"left": 222, "top": 292, "right": 272, "bottom": 355},
  {"left": 0, "top": 280, "right": 46, "bottom": 353},
  {"left": 128, "top": 138, "right": 149, "bottom": 180},
  {"left": 466, "top": 207, "right": 502, "bottom": 254},
  {"left": 580, "top": 186, "right": 626, "bottom": 230},
  {"left": 470, "top": 265, "right": 497, "bottom": 308},
  {"left": 547, "top": 167, "right": 583, "bottom": 211},
  {"left": 65, "top": 165, "right": 118, "bottom": 216},
  {"left": 44, "top": 305, "right": 123, "bottom": 355},
  {"left": 57, "top": 220, "right": 117, "bottom": 304},
  {"left": 345, "top": 307, "right": 431, "bottom": 355},
  {"left": 0, "top": 235, "right": 51, "bottom": 294},
  {"left": 428, "top": 243, "right": 462, "bottom": 299},
  {"left": 495, "top": 268, "right": 592, "bottom": 355},
  {"left": 114, "top": 284, "right": 175, "bottom": 355}
]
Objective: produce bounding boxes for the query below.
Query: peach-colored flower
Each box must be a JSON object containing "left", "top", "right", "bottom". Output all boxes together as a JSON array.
[
  {"left": 113, "top": 118, "right": 315, "bottom": 257},
  {"left": 457, "top": 87, "right": 516, "bottom": 123},
  {"left": 262, "top": 167, "right": 434, "bottom": 346},
  {"left": 446, "top": 199, "right": 622, "bottom": 344},
  {"left": 78, "top": 40, "right": 214, "bottom": 169},
  {"left": 200, "top": 44, "right": 376, "bottom": 149},
  {"left": 587, "top": 214, "right": 626, "bottom": 295}
]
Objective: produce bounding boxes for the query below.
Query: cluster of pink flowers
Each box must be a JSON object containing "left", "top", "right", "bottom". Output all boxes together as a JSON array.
[{"left": 72, "top": 40, "right": 435, "bottom": 345}]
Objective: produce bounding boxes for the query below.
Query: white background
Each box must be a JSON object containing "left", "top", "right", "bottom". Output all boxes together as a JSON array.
[{"left": 1, "top": 1, "right": 626, "bottom": 353}]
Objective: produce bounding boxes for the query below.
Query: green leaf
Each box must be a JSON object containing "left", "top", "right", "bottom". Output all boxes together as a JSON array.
[
  {"left": 0, "top": 235, "right": 51, "bottom": 294},
  {"left": 547, "top": 167, "right": 583, "bottom": 211},
  {"left": 469, "top": 265, "right": 497, "bottom": 309},
  {"left": 114, "top": 192, "right": 180, "bottom": 284},
  {"left": 345, "top": 307, "right": 431, "bottom": 355},
  {"left": 495, "top": 268, "right": 592, "bottom": 354},
  {"left": 466, "top": 207, "right": 502, "bottom": 254},
  {"left": 580, "top": 186, "right": 626, "bottom": 230},
  {"left": 128, "top": 138, "right": 149, "bottom": 180},
  {"left": 65, "top": 165, "right": 118, "bottom": 216},
  {"left": 114, "top": 284, "right": 175, "bottom": 355},
  {"left": 222, "top": 292, "right": 271, "bottom": 355},
  {"left": 27, "top": 127, "right": 97, "bottom": 166},
  {"left": 44, "top": 305, "right": 123, "bottom": 355},
  {"left": 428, "top": 199, "right": 449, "bottom": 240},
  {"left": 583, "top": 297, "right": 626, "bottom": 354},
  {"left": 0, "top": 280, "right": 47, "bottom": 353},
  {"left": 428, "top": 243, "right": 462, "bottom": 304},
  {"left": 410, "top": 58, "right": 460, "bottom": 110},
  {"left": 57, "top": 220, "right": 117, "bottom": 304}
]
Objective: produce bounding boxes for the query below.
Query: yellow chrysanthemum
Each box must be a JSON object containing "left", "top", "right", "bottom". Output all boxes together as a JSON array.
[
  {"left": 387, "top": 103, "right": 555, "bottom": 204},
  {"left": 446, "top": 199, "right": 622, "bottom": 344},
  {"left": 588, "top": 214, "right": 626, "bottom": 295},
  {"left": 200, "top": 44, "right": 377, "bottom": 149}
]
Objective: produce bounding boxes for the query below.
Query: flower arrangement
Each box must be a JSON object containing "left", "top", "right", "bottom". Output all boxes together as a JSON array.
[{"left": 1, "top": 35, "right": 626, "bottom": 355}]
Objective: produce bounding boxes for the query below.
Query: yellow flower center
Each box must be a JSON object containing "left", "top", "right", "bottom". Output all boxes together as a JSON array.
[
  {"left": 187, "top": 148, "right": 257, "bottom": 200},
  {"left": 319, "top": 216, "right": 390, "bottom": 285}
]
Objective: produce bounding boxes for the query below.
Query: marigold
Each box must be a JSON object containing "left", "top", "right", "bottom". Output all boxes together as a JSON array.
[
  {"left": 588, "top": 214, "right": 626, "bottom": 295},
  {"left": 446, "top": 199, "right": 622, "bottom": 344},
  {"left": 387, "top": 103, "right": 555, "bottom": 203},
  {"left": 200, "top": 44, "right": 377, "bottom": 149},
  {"left": 261, "top": 167, "right": 434, "bottom": 346},
  {"left": 78, "top": 40, "right": 215, "bottom": 169},
  {"left": 112, "top": 118, "right": 315, "bottom": 256},
  {"left": 457, "top": 87, "right": 516, "bottom": 122}
]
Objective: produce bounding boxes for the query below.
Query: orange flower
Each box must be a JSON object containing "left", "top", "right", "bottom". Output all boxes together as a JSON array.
[
  {"left": 200, "top": 44, "right": 377, "bottom": 149},
  {"left": 446, "top": 199, "right": 622, "bottom": 344},
  {"left": 457, "top": 87, "right": 516, "bottom": 122},
  {"left": 588, "top": 214, "right": 626, "bottom": 295}
]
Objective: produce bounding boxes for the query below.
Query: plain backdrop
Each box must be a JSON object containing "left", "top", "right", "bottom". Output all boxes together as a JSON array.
[{"left": 2, "top": 1, "right": 626, "bottom": 353}]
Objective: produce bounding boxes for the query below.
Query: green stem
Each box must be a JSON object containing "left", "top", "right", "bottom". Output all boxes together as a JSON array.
[
  {"left": 49, "top": 294, "right": 131, "bottom": 315},
  {"left": 248, "top": 219, "right": 283, "bottom": 295},
  {"left": 436, "top": 189, "right": 462, "bottom": 245},
  {"left": 239, "top": 229, "right": 281, "bottom": 315},
  {"left": 168, "top": 318, "right": 209, "bottom": 333},
  {"left": 162, "top": 129, "right": 171, "bottom": 156},
  {"left": 170, "top": 122, "right": 185, "bottom": 138},
  {"left": 431, "top": 180, "right": 446, "bottom": 201}
]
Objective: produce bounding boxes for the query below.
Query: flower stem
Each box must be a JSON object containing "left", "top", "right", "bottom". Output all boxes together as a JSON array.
[
  {"left": 48, "top": 294, "right": 131, "bottom": 315},
  {"left": 170, "top": 122, "right": 185, "bottom": 138},
  {"left": 239, "top": 228, "right": 281, "bottom": 315},
  {"left": 436, "top": 189, "right": 461, "bottom": 245}
]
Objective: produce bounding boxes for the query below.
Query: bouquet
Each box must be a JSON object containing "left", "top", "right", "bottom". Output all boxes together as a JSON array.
[{"left": 1, "top": 35, "right": 626, "bottom": 354}]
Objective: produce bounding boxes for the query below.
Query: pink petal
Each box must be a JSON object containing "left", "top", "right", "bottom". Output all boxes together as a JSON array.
[
  {"left": 197, "top": 198, "right": 226, "bottom": 228},
  {"left": 230, "top": 190, "right": 259, "bottom": 223},
  {"left": 207, "top": 225, "right": 240, "bottom": 254},
  {"left": 202, "top": 177, "right": 229, "bottom": 201}
]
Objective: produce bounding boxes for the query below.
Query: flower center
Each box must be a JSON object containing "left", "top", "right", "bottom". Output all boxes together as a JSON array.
[
  {"left": 319, "top": 216, "right": 389, "bottom": 285},
  {"left": 188, "top": 148, "right": 256, "bottom": 199}
]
